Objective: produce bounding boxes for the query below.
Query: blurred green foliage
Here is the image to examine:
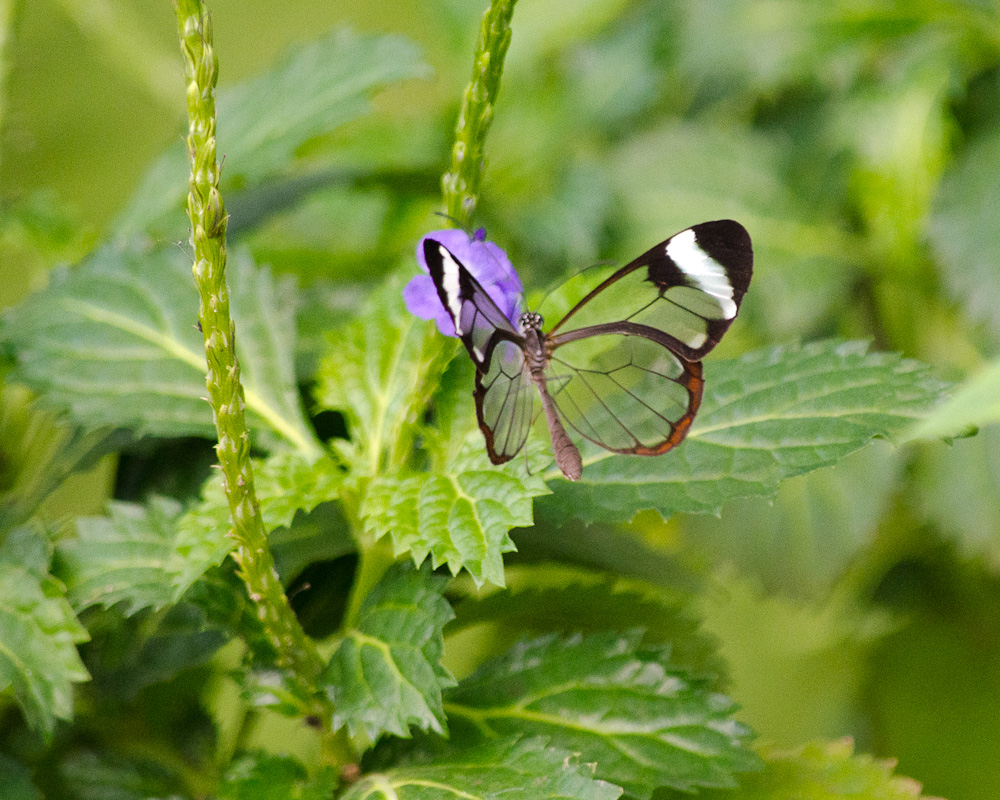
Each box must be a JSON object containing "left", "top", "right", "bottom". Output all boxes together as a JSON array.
[{"left": 2, "top": 1, "right": 1000, "bottom": 799}]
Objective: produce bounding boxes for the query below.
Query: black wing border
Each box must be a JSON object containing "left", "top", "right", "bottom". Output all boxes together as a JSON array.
[{"left": 547, "top": 219, "right": 753, "bottom": 362}]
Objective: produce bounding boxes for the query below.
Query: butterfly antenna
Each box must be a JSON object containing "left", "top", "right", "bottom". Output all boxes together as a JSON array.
[
  {"left": 451, "top": 222, "right": 524, "bottom": 317},
  {"left": 432, "top": 210, "right": 466, "bottom": 229},
  {"left": 432, "top": 211, "right": 488, "bottom": 242}
]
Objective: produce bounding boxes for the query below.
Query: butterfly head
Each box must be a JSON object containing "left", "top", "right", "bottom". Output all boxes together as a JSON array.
[{"left": 518, "top": 311, "right": 543, "bottom": 333}]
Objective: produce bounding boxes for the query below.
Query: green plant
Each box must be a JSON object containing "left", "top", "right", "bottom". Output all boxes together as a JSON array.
[{"left": 2, "top": 1, "right": 999, "bottom": 798}]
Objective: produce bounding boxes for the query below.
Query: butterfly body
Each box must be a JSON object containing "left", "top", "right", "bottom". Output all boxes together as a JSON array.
[
  {"left": 422, "top": 220, "right": 752, "bottom": 481},
  {"left": 516, "top": 316, "right": 585, "bottom": 480}
]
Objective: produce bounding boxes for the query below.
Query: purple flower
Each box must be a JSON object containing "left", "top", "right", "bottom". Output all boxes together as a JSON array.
[{"left": 404, "top": 228, "right": 523, "bottom": 337}]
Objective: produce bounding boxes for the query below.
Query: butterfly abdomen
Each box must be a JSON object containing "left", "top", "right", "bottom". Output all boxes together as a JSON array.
[{"left": 524, "top": 328, "right": 583, "bottom": 481}]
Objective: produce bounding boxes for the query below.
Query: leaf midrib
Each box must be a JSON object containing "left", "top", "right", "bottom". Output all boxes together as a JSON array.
[{"left": 62, "top": 297, "right": 320, "bottom": 457}]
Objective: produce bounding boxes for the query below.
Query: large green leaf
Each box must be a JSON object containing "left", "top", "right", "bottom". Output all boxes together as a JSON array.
[
  {"left": 540, "top": 340, "right": 946, "bottom": 523},
  {"left": 1, "top": 245, "right": 320, "bottom": 455},
  {"left": 61, "top": 497, "right": 181, "bottom": 614},
  {"left": 445, "top": 630, "right": 760, "bottom": 797},
  {"left": 0, "top": 526, "right": 90, "bottom": 737},
  {"left": 322, "top": 563, "right": 456, "bottom": 743},
  {"left": 61, "top": 452, "right": 345, "bottom": 614},
  {"left": 361, "top": 432, "right": 549, "bottom": 588},
  {"left": 114, "top": 29, "right": 428, "bottom": 238},
  {"left": 342, "top": 737, "right": 623, "bottom": 800}
]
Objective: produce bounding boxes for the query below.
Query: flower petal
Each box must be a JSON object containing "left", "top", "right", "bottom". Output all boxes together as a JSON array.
[{"left": 403, "top": 273, "right": 456, "bottom": 336}]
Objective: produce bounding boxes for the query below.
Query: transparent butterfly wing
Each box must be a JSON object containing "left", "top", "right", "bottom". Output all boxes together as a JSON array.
[
  {"left": 475, "top": 339, "right": 534, "bottom": 463},
  {"left": 542, "top": 220, "right": 751, "bottom": 458},
  {"left": 549, "top": 220, "right": 753, "bottom": 361},
  {"left": 423, "top": 239, "right": 533, "bottom": 464},
  {"left": 545, "top": 331, "right": 703, "bottom": 456}
]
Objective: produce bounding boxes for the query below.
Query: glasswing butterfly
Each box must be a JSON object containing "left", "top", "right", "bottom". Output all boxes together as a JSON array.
[{"left": 422, "top": 220, "right": 753, "bottom": 481}]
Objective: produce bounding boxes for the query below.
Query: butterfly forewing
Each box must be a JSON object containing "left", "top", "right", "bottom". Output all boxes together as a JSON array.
[
  {"left": 545, "top": 332, "right": 703, "bottom": 455},
  {"left": 548, "top": 220, "right": 752, "bottom": 361},
  {"left": 423, "top": 239, "right": 533, "bottom": 465},
  {"left": 423, "top": 239, "right": 521, "bottom": 368}
]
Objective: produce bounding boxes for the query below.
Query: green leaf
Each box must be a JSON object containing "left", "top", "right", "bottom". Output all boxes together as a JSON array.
[
  {"left": 361, "top": 432, "right": 549, "bottom": 588},
  {"left": 322, "top": 562, "right": 455, "bottom": 743},
  {"left": 907, "top": 356, "right": 1000, "bottom": 440},
  {"left": 61, "top": 497, "right": 181, "bottom": 614},
  {"left": 342, "top": 737, "right": 623, "bottom": 800},
  {"left": 448, "top": 578, "right": 726, "bottom": 680},
  {"left": 668, "top": 739, "right": 934, "bottom": 800},
  {"left": 1, "top": 245, "right": 320, "bottom": 456},
  {"left": 316, "top": 276, "right": 457, "bottom": 474},
  {"left": 445, "top": 631, "right": 760, "bottom": 797},
  {"left": 0, "top": 525, "right": 90, "bottom": 737},
  {"left": 929, "top": 128, "right": 1000, "bottom": 340},
  {"left": 219, "top": 752, "right": 338, "bottom": 800},
  {"left": 61, "top": 452, "right": 344, "bottom": 614},
  {"left": 0, "top": 384, "right": 122, "bottom": 533},
  {"left": 114, "top": 29, "right": 429, "bottom": 237},
  {"left": 541, "top": 340, "right": 946, "bottom": 524}
]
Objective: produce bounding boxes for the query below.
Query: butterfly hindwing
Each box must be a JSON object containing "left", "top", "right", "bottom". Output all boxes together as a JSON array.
[
  {"left": 548, "top": 219, "right": 752, "bottom": 361},
  {"left": 474, "top": 339, "right": 533, "bottom": 464},
  {"left": 423, "top": 239, "right": 532, "bottom": 464},
  {"left": 545, "top": 331, "right": 703, "bottom": 456},
  {"left": 423, "top": 239, "right": 520, "bottom": 368}
]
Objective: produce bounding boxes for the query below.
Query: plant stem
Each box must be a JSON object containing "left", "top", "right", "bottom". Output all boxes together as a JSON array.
[
  {"left": 441, "top": 0, "right": 518, "bottom": 228},
  {"left": 342, "top": 535, "right": 396, "bottom": 631},
  {"left": 174, "top": 0, "right": 327, "bottom": 715}
]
